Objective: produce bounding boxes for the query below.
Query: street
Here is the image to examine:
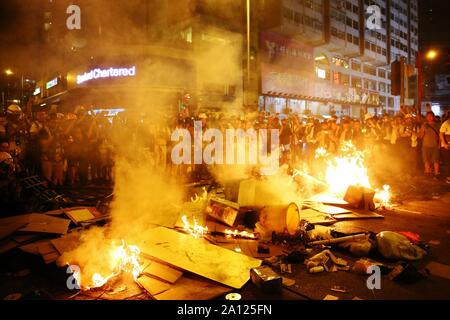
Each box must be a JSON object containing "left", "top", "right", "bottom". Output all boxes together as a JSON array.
[{"left": 1, "top": 176, "right": 449, "bottom": 301}]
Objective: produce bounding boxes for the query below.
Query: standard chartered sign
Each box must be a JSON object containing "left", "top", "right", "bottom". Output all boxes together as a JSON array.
[{"left": 76, "top": 66, "right": 136, "bottom": 84}]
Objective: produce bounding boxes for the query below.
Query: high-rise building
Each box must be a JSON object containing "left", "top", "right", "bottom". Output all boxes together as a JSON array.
[{"left": 254, "top": 0, "right": 419, "bottom": 116}]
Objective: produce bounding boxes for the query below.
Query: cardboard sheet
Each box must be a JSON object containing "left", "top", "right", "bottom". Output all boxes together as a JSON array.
[
  {"left": 19, "top": 214, "right": 71, "bottom": 235},
  {"left": 137, "top": 275, "right": 171, "bottom": 296},
  {"left": 140, "top": 227, "right": 261, "bottom": 289},
  {"left": 300, "top": 209, "right": 337, "bottom": 225},
  {"left": 306, "top": 193, "right": 349, "bottom": 205},
  {"left": 154, "top": 273, "right": 232, "bottom": 300},
  {"left": 64, "top": 208, "right": 96, "bottom": 224},
  {"left": 142, "top": 259, "right": 183, "bottom": 284},
  {"left": 305, "top": 204, "right": 351, "bottom": 215},
  {"left": 50, "top": 232, "right": 82, "bottom": 255}
]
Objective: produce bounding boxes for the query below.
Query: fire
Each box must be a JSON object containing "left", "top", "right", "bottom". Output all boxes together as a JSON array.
[
  {"left": 374, "top": 185, "right": 391, "bottom": 208},
  {"left": 181, "top": 215, "right": 208, "bottom": 238},
  {"left": 82, "top": 240, "right": 142, "bottom": 290},
  {"left": 317, "top": 142, "right": 391, "bottom": 206},
  {"left": 325, "top": 143, "right": 371, "bottom": 196},
  {"left": 315, "top": 147, "right": 328, "bottom": 159},
  {"left": 224, "top": 229, "right": 257, "bottom": 239}
]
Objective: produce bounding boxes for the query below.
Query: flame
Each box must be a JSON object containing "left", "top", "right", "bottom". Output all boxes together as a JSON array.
[
  {"left": 190, "top": 187, "right": 208, "bottom": 203},
  {"left": 324, "top": 142, "right": 372, "bottom": 196},
  {"left": 224, "top": 229, "right": 257, "bottom": 239},
  {"left": 316, "top": 142, "right": 391, "bottom": 207},
  {"left": 315, "top": 147, "right": 328, "bottom": 159},
  {"left": 82, "top": 240, "right": 142, "bottom": 290},
  {"left": 374, "top": 185, "right": 391, "bottom": 208},
  {"left": 181, "top": 215, "right": 208, "bottom": 238}
]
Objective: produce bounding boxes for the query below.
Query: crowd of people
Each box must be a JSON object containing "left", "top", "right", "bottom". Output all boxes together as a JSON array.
[{"left": 1, "top": 102, "right": 450, "bottom": 206}]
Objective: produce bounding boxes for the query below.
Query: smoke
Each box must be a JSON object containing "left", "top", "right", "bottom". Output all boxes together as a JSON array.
[{"left": 55, "top": 0, "right": 249, "bottom": 288}]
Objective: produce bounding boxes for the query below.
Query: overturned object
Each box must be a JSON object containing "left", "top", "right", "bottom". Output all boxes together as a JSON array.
[
  {"left": 260, "top": 203, "right": 300, "bottom": 235},
  {"left": 206, "top": 198, "right": 239, "bottom": 227},
  {"left": 376, "top": 231, "right": 427, "bottom": 261},
  {"left": 250, "top": 266, "right": 282, "bottom": 293},
  {"left": 344, "top": 186, "right": 375, "bottom": 210}
]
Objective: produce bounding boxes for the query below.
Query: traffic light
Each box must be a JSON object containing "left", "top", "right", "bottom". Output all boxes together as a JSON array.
[{"left": 390, "top": 60, "right": 401, "bottom": 96}]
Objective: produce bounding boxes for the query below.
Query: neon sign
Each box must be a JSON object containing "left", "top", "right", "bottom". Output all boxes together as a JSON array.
[
  {"left": 76, "top": 66, "right": 136, "bottom": 84},
  {"left": 46, "top": 78, "right": 58, "bottom": 89}
]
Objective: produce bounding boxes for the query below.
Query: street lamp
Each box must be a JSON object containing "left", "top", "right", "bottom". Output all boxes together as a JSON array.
[
  {"left": 416, "top": 49, "right": 439, "bottom": 116},
  {"left": 5, "top": 69, "right": 14, "bottom": 76}
]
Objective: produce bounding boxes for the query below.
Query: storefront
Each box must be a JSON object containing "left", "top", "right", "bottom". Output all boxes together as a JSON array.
[
  {"left": 37, "top": 54, "right": 196, "bottom": 115},
  {"left": 258, "top": 32, "right": 381, "bottom": 118}
]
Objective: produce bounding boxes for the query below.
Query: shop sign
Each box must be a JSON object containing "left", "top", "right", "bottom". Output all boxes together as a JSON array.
[
  {"left": 76, "top": 66, "right": 136, "bottom": 84},
  {"left": 46, "top": 78, "right": 58, "bottom": 89}
]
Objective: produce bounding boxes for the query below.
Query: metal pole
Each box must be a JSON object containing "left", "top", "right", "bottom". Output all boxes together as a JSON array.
[{"left": 416, "top": 51, "right": 422, "bottom": 117}]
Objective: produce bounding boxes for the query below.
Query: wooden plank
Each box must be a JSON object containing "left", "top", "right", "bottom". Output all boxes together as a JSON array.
[
  {"left": 19, "top": 214, "right": 70, "bottom": 235},
  {"left": 137, "top": 275, "right": 171, "bottom": 296},
  {"left": 154, "top": 273, "right": 232, "bottom": 300},
  {"left": 140, "top": 227, "right": 261, "bottom": 289},
  {"left": 142, "top": 259, "right": 183, "bottom": 284}
]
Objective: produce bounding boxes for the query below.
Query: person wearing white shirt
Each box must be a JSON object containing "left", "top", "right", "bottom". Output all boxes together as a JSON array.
[{"left": 440, "top": 118, "right": 450, "bottom": 184}]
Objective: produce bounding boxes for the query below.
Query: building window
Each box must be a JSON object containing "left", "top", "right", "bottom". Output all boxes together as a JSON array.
[
  {"left": 352, "top": 61, "right": 361, "bottom": 71},
  {"left": 352, "top": 77, "right": 362, "bottom": 88}
]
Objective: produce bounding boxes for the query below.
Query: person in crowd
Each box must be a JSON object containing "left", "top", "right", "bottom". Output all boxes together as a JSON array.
[
  {"left": 419, "top": 112, "right": 441, "bottom": 179},
  {"left": 440, "top": 113, "right": 450, "bottom": 184}
]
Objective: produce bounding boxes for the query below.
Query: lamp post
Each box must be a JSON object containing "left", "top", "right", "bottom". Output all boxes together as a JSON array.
[{"left": 416, "top": 49, "right": 438, "bottom": 117}]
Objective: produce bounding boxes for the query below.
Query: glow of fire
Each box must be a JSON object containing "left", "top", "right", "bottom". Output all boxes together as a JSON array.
[
  {"left": 83, "top": 240, "right": 142, "bottom": 290},
  {"left": 374, "top": 185, "right": 391, "bottom": 208},
  {"left": 315, "top": 142, "right": 391, "bottom": 206},
  {"left": 181, "top": 215, "right": 208, "bottom": 239},
  {"left": 224, "top": 229, "right": 256, "bottom": 239}
]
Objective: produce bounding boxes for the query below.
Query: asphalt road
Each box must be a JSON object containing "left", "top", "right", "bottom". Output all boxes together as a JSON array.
[{"left": 0, "top": 179, "right": 449, "bottom": 300}]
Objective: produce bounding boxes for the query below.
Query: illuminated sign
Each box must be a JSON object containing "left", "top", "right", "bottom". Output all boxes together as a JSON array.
[
  {"left": 46, "top": 78, "right": 58, "bottom": 89},
  {"left": 316, "top": 68, "right": 326, "bottom": 79},
  {"left": 33, "top": 87, "right": 41, "bottom": 96},
  {"left": 76, "top": 66, "right": 136, "bottom": 84}
]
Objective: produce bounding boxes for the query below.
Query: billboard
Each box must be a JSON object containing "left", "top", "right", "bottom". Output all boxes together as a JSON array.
[{"left": 260, "top": 32, "right": 315, "bottom": 96}]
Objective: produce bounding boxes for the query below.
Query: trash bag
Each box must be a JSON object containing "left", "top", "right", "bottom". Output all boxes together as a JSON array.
[{"left": 376, "top": 231, "right": 427, "bottom": 261}]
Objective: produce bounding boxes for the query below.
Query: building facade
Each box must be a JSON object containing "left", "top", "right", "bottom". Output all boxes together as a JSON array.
[{"left": 256, "top": 0, "right": 419, "bottom": 117}]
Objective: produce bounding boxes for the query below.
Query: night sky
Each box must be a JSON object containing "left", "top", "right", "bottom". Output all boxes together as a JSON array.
[{"left": 0, "top": 0, "right": 449, "bottom": 77}]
